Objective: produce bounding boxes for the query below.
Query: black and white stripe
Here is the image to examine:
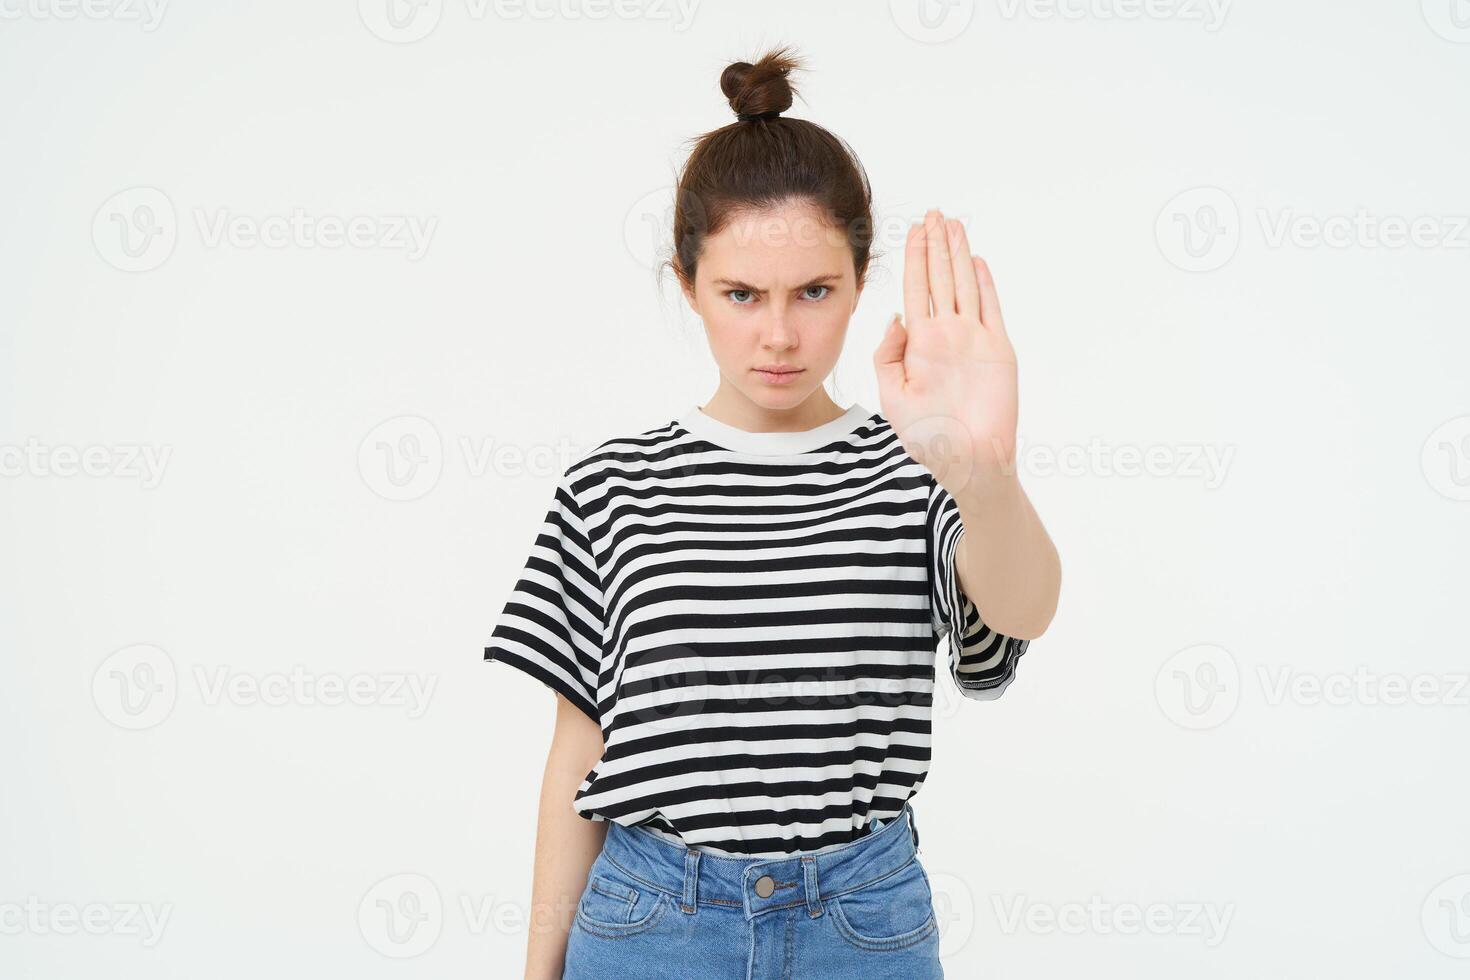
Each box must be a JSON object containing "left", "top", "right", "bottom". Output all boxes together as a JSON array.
[{"left": 484, "top": 402, "right": 1028, "bottom": 857}]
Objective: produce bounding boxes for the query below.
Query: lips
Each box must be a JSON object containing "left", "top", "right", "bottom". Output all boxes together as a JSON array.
[{"left": 754, "top": 366, "right": 803, "bottom": 385}]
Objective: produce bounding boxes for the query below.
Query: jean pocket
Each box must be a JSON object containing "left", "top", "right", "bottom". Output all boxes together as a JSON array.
[
  {"left": 829, "top": 858, "right": 938, "bottom": 952},
  {"left": 574, "top": 861, "right": 670, "bottom": 938}
]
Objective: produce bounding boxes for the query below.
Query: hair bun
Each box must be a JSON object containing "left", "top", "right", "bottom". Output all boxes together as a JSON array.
[{"left": 720, "top": 46, "right": 801, "bottom": 122}]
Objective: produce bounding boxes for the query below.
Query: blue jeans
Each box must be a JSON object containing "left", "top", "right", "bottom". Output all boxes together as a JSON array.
[{"left": 562, "top": 803, "right": 943, "bottom": 979}]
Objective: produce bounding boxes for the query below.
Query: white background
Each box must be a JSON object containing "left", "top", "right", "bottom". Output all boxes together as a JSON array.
[{"left": 3, "top": 1, "right": 1468, "bottom": 977}]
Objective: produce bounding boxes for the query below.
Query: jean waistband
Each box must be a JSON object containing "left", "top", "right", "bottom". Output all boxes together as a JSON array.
[{"left": 599, "top": 804, "right": 921, "bottom": 920}]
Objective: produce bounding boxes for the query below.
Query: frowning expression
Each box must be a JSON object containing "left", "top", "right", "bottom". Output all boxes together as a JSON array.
[{"left": 681, "top": 199, "right": 864, "bottom": 409}]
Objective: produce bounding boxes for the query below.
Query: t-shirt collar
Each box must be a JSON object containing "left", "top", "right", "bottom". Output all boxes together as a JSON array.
[{"left": 677, "top": 401, "right": 871, "bottom": 456}]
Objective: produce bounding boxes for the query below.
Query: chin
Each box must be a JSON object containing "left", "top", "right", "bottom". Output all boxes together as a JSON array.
[{"left": 742, "top": 383, "right": 814, "bottom": 409}]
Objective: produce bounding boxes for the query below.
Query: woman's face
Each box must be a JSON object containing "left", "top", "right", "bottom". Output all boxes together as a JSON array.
[{"left": 681, "top": 199, "right": 863, "bottom": 412}]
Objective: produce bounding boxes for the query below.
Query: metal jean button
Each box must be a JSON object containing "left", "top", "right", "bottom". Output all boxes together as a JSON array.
[{"left": 754, "top": 874, "right": 775, "bottom": 898}]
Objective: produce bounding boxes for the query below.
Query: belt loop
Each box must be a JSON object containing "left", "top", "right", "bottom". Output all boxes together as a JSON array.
[
  {"left": 801, "top": 855, "right": 823, "bottom": 918},
  {"left": 681, "top": 847, "right": 700, "bottom": 914},
  {"left": 908, "top": 803, "right": 921, "bottom": 853}
]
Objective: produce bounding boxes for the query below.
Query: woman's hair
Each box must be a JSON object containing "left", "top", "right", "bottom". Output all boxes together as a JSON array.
[{"left": 669, "top": 45, "right": 875, "bottom": 292}]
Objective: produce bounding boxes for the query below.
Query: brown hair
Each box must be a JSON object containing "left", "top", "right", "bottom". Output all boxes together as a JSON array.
[{"left": 668, "top": 46, "right": 875, "bottom": 293}]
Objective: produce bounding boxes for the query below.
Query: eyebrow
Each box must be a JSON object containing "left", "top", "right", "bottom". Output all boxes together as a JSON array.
[{"left": 713, "top": 274, "right": 842, "bottom": 292}]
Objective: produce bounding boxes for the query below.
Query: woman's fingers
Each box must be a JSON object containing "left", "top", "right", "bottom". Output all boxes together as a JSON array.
[
  {"left": 903, "top": 221, "right": 929, "bottom": 326},
  {"left": 925, "top": 210, "right": 956, "bottom": 315},
  {"left": 974, "top": 255, "right": 1006, "bottom": 334},
  {"left": 948, "top": 219, "right": 981, "bottom": 319}
]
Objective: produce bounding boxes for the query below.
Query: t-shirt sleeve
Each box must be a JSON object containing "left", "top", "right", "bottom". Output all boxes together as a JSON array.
[
  {"left": 483, "top": 468, "right": 605, "bottom": 724},
  {"left": 926, "top": 474, "right": 1029, "bottom": 701}
]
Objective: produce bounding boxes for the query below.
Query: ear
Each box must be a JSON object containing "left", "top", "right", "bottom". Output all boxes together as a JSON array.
[{"left": 680, "top": 279, "right": 699, "bottom": 315}]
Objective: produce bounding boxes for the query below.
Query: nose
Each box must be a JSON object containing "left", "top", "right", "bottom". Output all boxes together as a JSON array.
[{"left": 763, "top": 301, "right": 796, "bottom": 350}]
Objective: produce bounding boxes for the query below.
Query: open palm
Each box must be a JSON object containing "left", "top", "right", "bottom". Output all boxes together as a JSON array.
[{"left": 873, "top": 210, "right": 1019, "bottom": 498}]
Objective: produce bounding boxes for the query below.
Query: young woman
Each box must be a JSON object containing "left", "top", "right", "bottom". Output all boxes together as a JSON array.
[{"left": 485, "top": 46, "right": 1061, "bottom": 980}]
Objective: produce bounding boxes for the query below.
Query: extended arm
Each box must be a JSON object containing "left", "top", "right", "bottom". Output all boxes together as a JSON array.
[{"left": 875, "top": 209, "right": 1061, "bottom": 643}]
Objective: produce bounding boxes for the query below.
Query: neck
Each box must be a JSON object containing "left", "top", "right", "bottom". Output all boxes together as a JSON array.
[{"left": 698, "top": 384, "right": 846, "bottom": 434}]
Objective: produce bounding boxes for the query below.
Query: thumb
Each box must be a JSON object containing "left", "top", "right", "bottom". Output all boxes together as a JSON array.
[{"left": 872, "top": 313, "right": 908, "bottom": 390}]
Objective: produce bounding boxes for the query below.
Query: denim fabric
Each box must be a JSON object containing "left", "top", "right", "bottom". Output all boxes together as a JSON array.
[{"left": 562, "top": 804, "right": 943, "bottom": 979}]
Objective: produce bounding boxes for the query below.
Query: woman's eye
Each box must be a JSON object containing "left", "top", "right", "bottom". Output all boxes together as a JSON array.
[
  {"left": 802, "top": 285, "right": 831, "bottom": 301},
  {"left": 727, "top": 289, "right": 754, "bottom": 305}
]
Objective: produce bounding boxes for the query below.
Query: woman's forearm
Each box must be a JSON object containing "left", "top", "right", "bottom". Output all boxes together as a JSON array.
[
  {"left": 953, "top": 472, "right": 1061, "bottom": 641},
  {"left": 523, "top": 695, "right": 607, "bottom": 980}
]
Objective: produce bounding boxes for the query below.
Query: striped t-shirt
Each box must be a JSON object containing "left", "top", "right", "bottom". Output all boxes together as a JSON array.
[{"left": 484, "top": 401, "right": 1029, "bottom": 857}]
